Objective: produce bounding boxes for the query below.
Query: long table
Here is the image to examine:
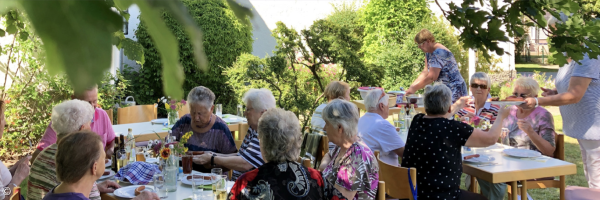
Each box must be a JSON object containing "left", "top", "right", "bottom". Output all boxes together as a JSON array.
[
  {"left": 351, "top": 100, "right": 425, "bottom": 116},
  {"left": 112, "top": 118, "right": 248, "bottom": 142}
]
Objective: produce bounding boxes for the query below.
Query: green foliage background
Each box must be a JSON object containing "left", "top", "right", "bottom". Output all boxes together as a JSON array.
[{"left": 131, "top": 0, "right": 253, "bottom": 114}]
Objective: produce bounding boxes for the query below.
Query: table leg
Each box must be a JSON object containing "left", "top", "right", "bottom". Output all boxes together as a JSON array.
[
  {"left": 560, "top": 175, "right": 566, "bottom": 200},
  {"left": 521, "top": 180, "right": 527, "bottom": 200},
  {"left": 469, "top": 176, "right": 478, "bottom": 192},
  {"left": 511, "top": 181, "right": 518, "bottom": 200}
]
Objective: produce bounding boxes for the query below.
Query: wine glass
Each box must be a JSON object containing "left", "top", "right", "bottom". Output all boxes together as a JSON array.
[
  {"left": 191, "top": 174, "right": 204, "bottom": 200},
  {"left": 153, "top": 173, "right": 167, "bottom": 199}
]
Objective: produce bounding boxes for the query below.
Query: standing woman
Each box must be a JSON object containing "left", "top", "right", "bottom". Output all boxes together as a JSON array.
[
  {"left": 406, "top": 29, "right": 467, "bottom": 103},
  {"left": 519, "top": 14, "right": 600, "bottom": 189}
]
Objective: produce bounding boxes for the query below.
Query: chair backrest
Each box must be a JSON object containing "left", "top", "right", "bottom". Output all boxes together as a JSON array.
[
  {"left": 375, "top": 150, "right": 417, "bottom": 200},
  {"left": 117, "top": 104, "right": 157, "bottom": 124},
  {"left": 10, "top": 187, "right": 20, "bottom": 200},
  {"left": 302, "top": 158, "right": 312, "bottom": 169},
  {"left": 235, "top": 140, "right": 243, "bottom": 149},
  {"left": 104, "top": 108, "right": 114, "bottom": 125},
  {"left": 238, "top": 123, "right": 249, "bottom": 140},
  {"left": 316, "top": 135, "right": 329, "bottom": 164},
  {"left": 178, "top": 104, "right": 190, "bottom": 118},
  {"left": 555, "top": 134, "right": 565, "bottom": 160},
  {"left": 377, "top": 181, "right": 386, "bottom": 200}
]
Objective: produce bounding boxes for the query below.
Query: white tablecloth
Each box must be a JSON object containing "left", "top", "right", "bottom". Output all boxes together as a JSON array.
[{"left": 112, "top": 121, "right": 170, "bottom": 136}]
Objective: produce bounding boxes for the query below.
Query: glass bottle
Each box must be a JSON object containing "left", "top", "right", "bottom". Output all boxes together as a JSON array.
[
  {"left": 126, "top": 128, "right": 136, "bottom": 163},
  {"left": 164, "top": 145, "right": 178, "bottom": 192},
  {"left": 398, "top": 107, "right": 406, "bottom": 133}
]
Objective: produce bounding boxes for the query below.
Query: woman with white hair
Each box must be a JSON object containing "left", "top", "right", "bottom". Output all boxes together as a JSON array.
[
  {"left": 173, "top": 86, "right": 237, "bottom": 172},
  {"left": 228, "top": 108, "right": 325, "bottom": 199},
  {"left": 520, "top": 13, "right": 600, "bottom": 189},
  {"left": 358, "top": 89, "right": 405, "bottom": 166},
  {"left": 318, "top": 99, "right": 379, "bottom": 200},
  {"left": 456, "top": 72, "right": 501, "bottom": 123},
  {"left": 194, "top": 88, "right": 276, "bottom": 181},
  {"left": 401, "top": 83, "right": 509, "bottom": 200},
  {"left": 476, "top": 77, "right": 556, "bottom": 200},
  {"left": 28, "top": 100, "right": 120, "bottom": 200}
]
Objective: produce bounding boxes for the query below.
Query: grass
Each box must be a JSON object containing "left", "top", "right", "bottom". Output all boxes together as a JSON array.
[{"left": 515, "top": 63, "right": 558, "bottom": 73}]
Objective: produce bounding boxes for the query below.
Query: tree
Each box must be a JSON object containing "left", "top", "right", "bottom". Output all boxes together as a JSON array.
[{"left": 440, "top": 0, "right": 600, "bottom": 65}]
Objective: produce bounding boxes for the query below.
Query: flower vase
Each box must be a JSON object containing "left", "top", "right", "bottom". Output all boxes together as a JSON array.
[
  {"left": 164, "top": 145, "right": 178, "bottom": 192},
  {"left": 168, "top": 110, "right": 179, "bottom": 126}
]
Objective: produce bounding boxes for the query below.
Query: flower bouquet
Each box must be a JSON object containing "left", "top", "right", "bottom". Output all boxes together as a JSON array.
[
  {"left": 158, "top": 97, "right": 187, "bottom": 126},
  {"left": 455, "top": 115, "right": 490, "bottom": 130},
  {"left": 151, "top": 131, "right": 193, "bottom": 159}
]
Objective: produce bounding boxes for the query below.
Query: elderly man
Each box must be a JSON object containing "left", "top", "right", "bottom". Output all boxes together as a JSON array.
[
  {"left": 43, "top": 131, "right": 158, "bottom": 200},
  {"left": 28, "top": 100, "right": 120, "bottom": 200},
  {"left": 172, "top": 86, "right": 237, "bottom": 172},
  {"left": 229, "top": 108, "right": 324, "bottom": 199},
  {"left": 193, "top": 88, "right": 276, "bottom": 180},
  {"left": 357, "top": 89, "right": 405, "bottom": 166},
  {"left": 32, "top": 85, "right": 115, "bottom": 162}
]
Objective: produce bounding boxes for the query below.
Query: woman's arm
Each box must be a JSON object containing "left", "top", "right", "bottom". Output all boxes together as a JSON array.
[
  {"left": 318, "top": 153, "right": 331, "bottom": 171},
  {"left": 407, "top": 67, "right": 441, "bottom": 94},
  {"left": 517, "top": 119, "right": 555, "bottom": 156},
  {"left": 465, "top": 106, "right": 509, "bottom": 147},
  {"left": 522, "top": 77, "right": 592, "bottom": 109},
  {"left": 445, "top": 96, "right": 471, "bottom": 118},
  {"left": 334, "top": 184, "right": 358, "bottom": 200}
]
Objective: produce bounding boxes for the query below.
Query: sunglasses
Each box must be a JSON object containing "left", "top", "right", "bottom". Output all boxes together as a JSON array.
[
  {"left": 512, "top": 93, "right": 529, "bottom": 98},
  {"left": 470, "top": 83, "right": 488, "bottom": 89}
]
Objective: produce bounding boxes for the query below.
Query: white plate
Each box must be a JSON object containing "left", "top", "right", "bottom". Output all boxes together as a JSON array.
[
  {"left": 145, "top": 157, "right": 158, "bottom": 164},
  {"left": 105, "top": 159, "right": 112, "bottom": 168},
  {"left": 100, "top": 170, "right": 115, "bottom": 180},
  {"left": 503, "top": 148, "right": 542, "bottom": 158},
  {"left": 488, "top": 101, "right": 525, "bottom": 106},
  {"left": 150, "top": 118, "right": 168, "bottom": 124},
  {"left": 222, "top": 115, "right": 243, "bottom": 124},
  {"left": 181, "top": 173, "right": 219, "bottom": 185},
  {"left": 114, "top": 185, "right": 154, "bottom": 198},
  {"left": 463, "top": 154, "right": 495, "bottom": 164}
]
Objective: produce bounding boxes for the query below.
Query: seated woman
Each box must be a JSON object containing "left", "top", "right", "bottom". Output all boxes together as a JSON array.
[
  {"left": 311, "top": 81, "right": 351, "bottom": 151},
  {"left": 0, "top": 101, "right": 31, "bottom": 200},
  {"left": 477, "top": 77, "right": 556, "bottom": 200},
  {"left": 172, "top": 86, "right": 237, "bottom": 171},
  {"left": 358, "top": 89, "right": 405, "bottom": 166},
  {"left": 28, "top": 100, "right": 120, "bottom": 200},
  {"left": 401, "top": 83, "right": 509, "bottom": 200},
  {"left": 319, "top": 99, "right": 379, "bottom": 200},
  {"left": 228, "top": 108, "right": 324, "bottom": 199},
  {"left": 43, "top": 131, "right": 157, "bottom": 200},
  {"left": 456, "top": 72, "right": 501, "bottom": 123}
]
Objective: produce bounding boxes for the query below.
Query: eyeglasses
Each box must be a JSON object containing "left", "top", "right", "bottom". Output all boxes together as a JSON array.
[
  {"left": 470, "top": 83, "right": 488, "bottom": 89},
  {"left": 512, "top": 93, "right": 529, "bottom": 98},
  {"left": 418, "top": 41, "right": 427, "bottom": 46}
]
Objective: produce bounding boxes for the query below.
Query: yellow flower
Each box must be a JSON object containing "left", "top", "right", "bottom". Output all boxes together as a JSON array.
[
  {"left": 165, "top": 103, "right": 170, "bottom": 110},
  {"left": 160, "top": 148, "right": 171, "bottom": 159},
  {"left": 184, "top": 147, "right": 188, "bottom": 153}
]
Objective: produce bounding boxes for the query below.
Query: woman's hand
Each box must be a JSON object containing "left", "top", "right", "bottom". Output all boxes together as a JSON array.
[
  {"left": 97, "top": 180, "right": 121, "bottom": 193},
  {"left": 11, "top": 157, "right": 31, "bottom": 184},
  {"left": 517, "top": 119, "right": 535, "bottom": 135},
  {"left": 405, "top": 87, "right": 416, "bottom": 96},
  {"left": 193, "top": 153, "right": 212, "bottom": 165},
  {"left": 541, "top": 87, "right": 558, "bottom": 97},
  {"left": 519, "top": 97, "right": 537, "bottom": 110},
  {"left": 498, "top": 105, "right": 511, "bottom": 119}
]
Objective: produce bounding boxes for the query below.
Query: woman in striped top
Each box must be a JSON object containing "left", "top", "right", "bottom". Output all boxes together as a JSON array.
[{"left": 456, "top": 72, "right": 501, "bottom": 124}]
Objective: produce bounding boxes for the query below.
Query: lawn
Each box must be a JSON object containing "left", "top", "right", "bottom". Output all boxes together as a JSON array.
[{"left": 515, "top": 63, "right": 559, "bottom": 73}]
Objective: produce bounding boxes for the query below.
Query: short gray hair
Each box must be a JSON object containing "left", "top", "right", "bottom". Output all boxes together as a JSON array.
[
  {"left": 257, "top": 108, "right": 302, "bottom": 163},
  {"left": 187, "top": 86, "right": 215, "bottom": 109},
  {"left": 242, "top": 88, "right": 276, "bottom": 112},
  {"left": 423, "top": 83, "right": 452, "bottom": 115},
  {"left": 470, "top": 72, "right": 491, "bottom": 87},
  {"left": 321, "top": 99, "right": 359, "bottom": 138},
  {"left": 51, "top": 100, "right": 95, "bottom": 138},
  {"left": 514, "top": 77, "right": 540, "bottom": 97},
  {"left": 364, "top": 89, "right": 388, "bottom": 112}
]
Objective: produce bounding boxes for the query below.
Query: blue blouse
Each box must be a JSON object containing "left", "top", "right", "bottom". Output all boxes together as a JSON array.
[{"left": 426, "top": 48, "right": 467, "bottom": 102}]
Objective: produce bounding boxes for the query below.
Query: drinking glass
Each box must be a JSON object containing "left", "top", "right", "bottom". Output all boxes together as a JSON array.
[
  {"left": 237, "top": 104, "right": 244, "bottom": 117},
  {"left": 182, "top": 153, "right": 193, "bottom": 174},
  {"left": 153, "top": 173, "right": 167, "bottom": 199},
  {"left": 501, "top": 128, "right": 510, "bottom": 146},
  {"left": 214, "top": 175, "right": 227, "bottom": 200},
  {"left": 216, "top": 104, "right": 223, "bottom": 118},
  {"left": 191, "top": 174, "right": 204, "bottom": 200},
  {"left": 211, "top": 168, "right": 223, "bottom": 176},
  {"left": 392, "top": 112, "right": 399, "bottom": 128},
  {"left": 210, "top": 168, "right": 222, "bottom": 192}
]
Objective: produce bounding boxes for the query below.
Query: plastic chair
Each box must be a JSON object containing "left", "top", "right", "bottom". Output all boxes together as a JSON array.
[
  {"left": 375, "top": 150, "right": 417, "bottom": 200},
  {"left": 508, "top": 134, "right": 566, "bottom": 200},
  {"left": 117, "top": 104, "right": 157, "bottom": 124}
]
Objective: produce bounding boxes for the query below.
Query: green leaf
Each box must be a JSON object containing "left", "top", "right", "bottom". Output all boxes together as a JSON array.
[
  {"left": 225, "top": 0, "right": 254, "bottom": 26},
  {"left": 0, "top": 28, "right": 5, "bottom": 37},
  {"left": 135, "top": 0, "right": 184, "bottom": 98},
  {"left": 113, "top": 0, "right": 134, "bottom": 11},
  {"left": 6, "top": 24, "right": 17, "bottom": 34},
  {"left": 18, "top": 31, "right": 28, "bottom": 41},
  {"left": 122, "top": 38, "right": 145, "bottom": 65},
  {"left": 19, "top": 0, "right": 123, "bottom": 93},
  {"left": 0, "top": 0, "right": 18, "bottom": 14}
]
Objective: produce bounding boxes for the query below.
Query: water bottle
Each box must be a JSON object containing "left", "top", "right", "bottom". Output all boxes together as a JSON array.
[{"left": 399, "top": 107, "right": 407, "bottom": 133}]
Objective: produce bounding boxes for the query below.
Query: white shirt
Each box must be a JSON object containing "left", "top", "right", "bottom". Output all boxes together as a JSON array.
[
  {"left": 358, "top": 112, "right": 406, "bottom": 166},
  {"left": 0, "top": 161, "right": 11, "bottom": 199}
]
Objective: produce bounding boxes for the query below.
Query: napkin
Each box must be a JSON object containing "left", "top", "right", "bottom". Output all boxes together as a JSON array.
[{"left": 115, "top": 162, "right": 161, "bottom": 185}]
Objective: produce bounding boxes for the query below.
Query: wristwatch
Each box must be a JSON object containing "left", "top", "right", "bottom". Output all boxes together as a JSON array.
[{"left": 211, "top": 154, "right": 216, "bottom": 167}]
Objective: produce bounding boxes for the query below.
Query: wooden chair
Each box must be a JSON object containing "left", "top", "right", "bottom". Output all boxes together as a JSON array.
[
  {"left": 302, "top": 158, "right": 312, "bottom": 168},
  {"left": 376, "top": 181, "right": 386, "bottom": 200},
  {"left": 375, "top": 150, "right": 417, "bottom": 200},
  {"left": 314, "top": 135, "right": 329, "bottom": 168},
  {"left": 233, "top": 123, "right": 249, "bottom": 149},
  {"left": 117, "top": 104, "right": 157, "bottom": 124},
  {"left": 104, "top": 108, "right": 114, "bottom": 125},
  {"left": 508, "top": 134, "right": 566, "bottom": 200},
  {"left": 10, "top": 186, "right": 20, "bottom": 200},
  {"left": 178, "top": 104, "right": 190, "bottom": 118}
]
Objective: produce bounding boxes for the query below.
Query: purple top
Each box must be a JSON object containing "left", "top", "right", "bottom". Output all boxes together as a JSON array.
[
  {"left": 171, "top": 114, "right": 237, "bottom": 154},
  {"left": 322, "top": 140, "right": 379, "bottom": 200},
  {"left": 42, "top": 188, "right": 89, "bottom": 200},
  {"left": 503, "top": 106, "right": 556, "bottom": 151}
]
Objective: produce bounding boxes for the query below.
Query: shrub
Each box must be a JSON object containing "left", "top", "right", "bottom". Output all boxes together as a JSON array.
[
  {"left": 133, "top": 0, "right": 253, "bottom": 114},
  {"left": 498, "top": 71, "right": 555, "bottom": 99}
]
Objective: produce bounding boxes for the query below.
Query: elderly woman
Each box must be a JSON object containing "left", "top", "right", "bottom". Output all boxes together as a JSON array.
[
  {"left": 520, "top": 14, "right": 600, "bottom": 189},
  {"left": 311, "top": 81, "right": 351, "bottom": 151},
  {"left": 173, "top": 86, "right": 237, "bottom": 171},
  {"left": 401, "top": 83, "right": 509, "bottom": 200},
  {"left": 318, "top": 99, "right": 379, "bottom": 200},
  {"left": 194, "top": 88, "right": 276, "bottom": 180},
  {"left": 406, "top": 29, "right": 467, "bottom": 102},
  {"left": 0, "top": 101, "right": 31, "bottom": 200},
  {"left": 28, "top": 100, "right": 119, "bottom": 200},
  {"left": 358, "top": 89, "right": 405, "bottom": 166},
  {"left": 43, "top": 131, "right": 158, "bottom": 200},
  {"left": 456, "top": 72, "right": 501, "bottom": 123},
  {"left": 228, "top": 108, "right": 324, "bottom": 199},
  {"left": 475, "top": 77, "right": 556, "bottom": 200}
]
